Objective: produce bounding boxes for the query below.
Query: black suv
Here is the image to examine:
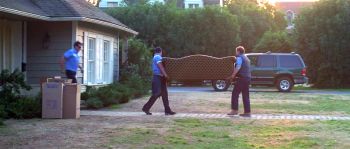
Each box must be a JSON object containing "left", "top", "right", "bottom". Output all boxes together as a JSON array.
[{"left": 212, "top": 52, "right": 308, "bottom": 92}]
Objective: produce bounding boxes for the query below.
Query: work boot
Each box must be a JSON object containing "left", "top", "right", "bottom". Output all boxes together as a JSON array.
[
  {"left": 227, "top": 110, "right": 238, "bottom": 116},
  {"left": 239, "top": 113, "right": 251, "bottom": 117},
  {"left": 165, "top": 111, "right": 176, "bottom": 115}
]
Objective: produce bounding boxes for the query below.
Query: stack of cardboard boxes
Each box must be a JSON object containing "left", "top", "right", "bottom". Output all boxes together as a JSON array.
[{"left": 42, "top": 77, "right": 81, "bottom": 119}]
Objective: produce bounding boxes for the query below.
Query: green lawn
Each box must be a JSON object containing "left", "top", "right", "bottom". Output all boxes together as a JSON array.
[
  {"left": 248, "top": 92, "right": 350, "bottom": 115},
  {"left": 104, "top": 118, "right": 350, "bottom": 149},
  {"left": 293, "top": 85, "right": 350, "bottom": 92}
]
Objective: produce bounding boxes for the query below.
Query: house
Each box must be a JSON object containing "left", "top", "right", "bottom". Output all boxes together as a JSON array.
[
  {"left": 98, "top": 0, "right": 223, "bottom": 8},
  {"left": 99, "top": 0, "right": 165, "bottom": 7},
  {"left": 275, "top": 1, "right": 314, "bottom": 29},
  {"left": 0, "top": 0, "right": 137, "bottom": 90},
  {"left": 180, "top": 0, "right": 223, "bottom": 9}
]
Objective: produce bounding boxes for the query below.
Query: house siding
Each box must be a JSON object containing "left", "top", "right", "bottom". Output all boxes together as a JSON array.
[{"left": 26, "top": 21, "right": 72, "bottom": 84}]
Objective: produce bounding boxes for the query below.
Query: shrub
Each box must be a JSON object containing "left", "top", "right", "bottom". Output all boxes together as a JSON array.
[
  {"left": 124, "top": 74, "right": 149, "bottom": 98},
  {"left": 0, "top": 69, "right": 31, "bottom": 102},
  {"left": 81, "top": 92, "right": 89, "bottom": 101},
  {"left": 0, "top": 69, "right": 40, "bottom": 119},
  {"left": 86, "top": 98, "right": 104, "bottom": 109},
  {"left": 7, "top": 97, "right": 41, "bottom": 119},
  {"left": 0, "top": 105, "right": 7, "bottom": 119}
]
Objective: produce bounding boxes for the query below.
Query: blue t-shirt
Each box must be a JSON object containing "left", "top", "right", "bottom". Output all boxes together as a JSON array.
[
  {"left": 235, "top": 56, "right": 243, "bottom": 69},
  {"left": 64, "top": 49, "right": 80, "bottom": 72},
  {"left": 152, "top": 54, "right": 163, "bottom": 76}
]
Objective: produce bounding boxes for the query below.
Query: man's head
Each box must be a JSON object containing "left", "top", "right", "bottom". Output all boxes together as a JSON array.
[
  {"left": 235, "top": 46, "right": 245, "bottom": 55},
  {"left": 154, "top": 47, "right": 162, "bottom": 56},
  {"left": 74, "top": 41, "right": 83, "bottom": 52}
]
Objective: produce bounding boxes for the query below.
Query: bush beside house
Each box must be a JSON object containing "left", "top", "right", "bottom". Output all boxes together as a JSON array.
[{"left": 0, "top": 69, "right": 41, "bottom": 120}]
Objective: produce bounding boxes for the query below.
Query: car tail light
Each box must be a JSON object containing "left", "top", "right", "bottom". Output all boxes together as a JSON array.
[{"left": 301, "top": 68, "right": 307, "bottom": 76}]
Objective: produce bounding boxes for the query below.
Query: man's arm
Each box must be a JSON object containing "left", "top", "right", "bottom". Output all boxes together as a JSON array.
[
  {"left": 157, "top": 63, "right": 169, "bottom": 79},
  {"left": 226, "top": 57, "right": 242, "bottom": 80}
]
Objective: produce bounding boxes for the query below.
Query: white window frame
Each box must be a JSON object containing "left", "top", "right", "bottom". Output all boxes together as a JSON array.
[
  {"left": 107, "top": 2, "right": 119, "bottom": 7},
  {"left": 184, "top": 0, "right": 203, "bottom": 9},
  {"left": 83, "top": 32, "right": 114, "bottom": 85},
  {"left": 189, "top": 3, "right": 199, "bottom": 8}
]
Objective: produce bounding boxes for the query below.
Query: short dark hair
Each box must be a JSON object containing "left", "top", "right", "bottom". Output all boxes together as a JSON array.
[
  {"left": 236, "top": 46, "right": 245, "bottom": 54},
  {"left": 154, "top": 47, "right": 162, "bottom": 53},
  {"left": 74, "top": 41, "right": 82, "bottom": 47}
]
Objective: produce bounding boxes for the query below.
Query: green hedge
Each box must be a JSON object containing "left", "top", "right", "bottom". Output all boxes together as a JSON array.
[
  {"left": 0, "top": 69, "right": 41, "bottom": 120},
  {"left": 84, "top": 74, "right": 150, "bottom": 109}
]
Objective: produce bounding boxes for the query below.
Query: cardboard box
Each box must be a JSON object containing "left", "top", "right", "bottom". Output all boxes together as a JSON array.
[
  {"left": 63, "top": 84, "right": 81, "bottom": 119},
  {"left": 47, "top": 77, "right": 72, "bottom": 83},
  {"left": 42, "top": 82, "right": 64, "bottom": 118}
]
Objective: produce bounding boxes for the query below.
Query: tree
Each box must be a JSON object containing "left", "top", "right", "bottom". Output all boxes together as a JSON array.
[
  {"left": 254, "top": 30, "right": 293, "bottom": 53},
  {"left": 294, "top": 0, "right": 350, "bottom": 88},
  {"left": 105, "top": 1, "right": 286, "bottom": 57},
  {"left": 106, "top": 4, "right": 240, "bottom": 57},
  {"left": 225, "top": 0, "right": 287, "bottom": 52}
]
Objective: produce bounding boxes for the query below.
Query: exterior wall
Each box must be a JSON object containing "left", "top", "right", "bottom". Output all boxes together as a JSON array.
[
  {"left": 77, "top": 22, "right": 120, "bottom": 84},
  {"left": 184, "top": 0, "right": 204, "bottom": 8},
  {"left": 203, "top": 0, "right": 222, "bottom": 7},
  {"left": 99, "top": 0, "right": 124, "bottom": 7},
  {"left": 26, "top": 21, "right": 72, "bottom": 84},
  {"left": 0, "top": 19, "right": 23, "bottom": 72}
]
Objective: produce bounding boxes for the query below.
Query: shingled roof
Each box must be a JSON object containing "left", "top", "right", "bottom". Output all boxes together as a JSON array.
[{"left": 0, "top": 0, "right": 137, "bottom": 34}]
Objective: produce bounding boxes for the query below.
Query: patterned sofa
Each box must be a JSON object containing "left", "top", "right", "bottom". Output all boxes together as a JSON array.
[{"left": 163, "top": 55, "right": 236, "bottom": 81}]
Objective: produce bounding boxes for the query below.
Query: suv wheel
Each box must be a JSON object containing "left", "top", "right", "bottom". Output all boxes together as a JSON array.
[
  {"left": 276, "top": 77, "right": 294, "bottom": 92},
  {"left": 212, "top": 80, "right": 230, "bottom": 91}
]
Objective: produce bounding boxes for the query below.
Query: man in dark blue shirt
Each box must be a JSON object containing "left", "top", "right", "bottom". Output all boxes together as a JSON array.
[
  {"left": 226, "top": 46, "right": 251, "bottom": 117},
  {"left": 60, "top": 41, "right": 82, "bottom": 83},
  {"left": 142, "top": 47, "right": 176, "bottom": 115}
]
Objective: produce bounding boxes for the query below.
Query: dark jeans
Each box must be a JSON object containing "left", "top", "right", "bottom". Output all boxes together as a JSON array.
[
  {"left": 231, "top": 77, "right": 251, "bottom": 113},
  {"left": 142, "top": 75, "right": 172, "bottom": 113},
  {"left": 65, "top": 70, "right": 77, "bottom": 83}
]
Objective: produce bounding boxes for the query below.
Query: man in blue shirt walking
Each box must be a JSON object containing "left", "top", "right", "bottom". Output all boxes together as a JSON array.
[
  {"left": 60, "top": 41, "right": 82, "bottom": 83},
  {"left": 226, "top": 46, "right": 251, "bottom": 117},
  {"left": 142, "top": 47, "right": 176, "bottom": 115}
]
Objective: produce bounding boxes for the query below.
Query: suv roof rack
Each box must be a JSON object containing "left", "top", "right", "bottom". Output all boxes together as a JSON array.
[{"left": 291, "top": 52, "right": 296, "bottom": 54}]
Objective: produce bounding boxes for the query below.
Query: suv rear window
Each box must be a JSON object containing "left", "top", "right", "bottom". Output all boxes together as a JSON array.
[
  {"left": 258, "top": 55, "right": 275, "bottom": 67},
  {"left": 279, "top": 55, "right": 303, "bottom": 68}
]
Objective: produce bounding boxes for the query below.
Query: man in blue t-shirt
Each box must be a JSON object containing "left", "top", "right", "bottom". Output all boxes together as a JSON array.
[
  {"left": 142, "top": 47, "right": 176, "bottom": 115},
  {"left": 60, "top": 41, "right": 82, "bottom": 83}
]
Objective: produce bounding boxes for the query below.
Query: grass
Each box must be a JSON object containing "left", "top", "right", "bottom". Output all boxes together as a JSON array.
[
  {"left": 249, "top": 92, "right": 350, "bottom": 115},
  {"left": 253, "top": 99, "right": 350, "bottom": 114},
  {"left": 104, "top": 118, "right": 350, "bottom": 149},
  {"left": 293, "top": 85, "right": 350, "bottom": 92},
  {"left": 107, "top": 104, "right": 121, "bottom": 110}
]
